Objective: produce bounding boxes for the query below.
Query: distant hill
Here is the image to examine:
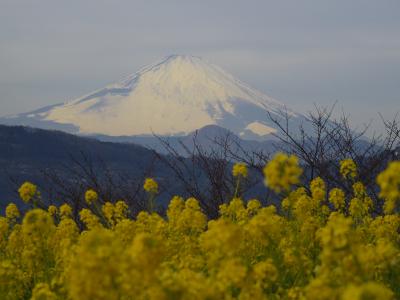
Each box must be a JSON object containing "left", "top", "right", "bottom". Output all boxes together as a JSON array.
[
  {"left": 0, "top": 125, "right": 268, "bottom": 212},
  {"left": 93, "top": 124, "right": 277, "bottom": 156},
  {"left": 0, "top": 125, "right": 170, "bottom": 210}
]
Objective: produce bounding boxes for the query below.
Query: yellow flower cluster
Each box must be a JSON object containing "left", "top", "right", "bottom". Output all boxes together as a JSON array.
[
  {"left": 340, "top": 158, "right": 358, "bottom": 180},
  {"left": 377, "top": 161, "right": 400, "bottom": 214},
  {"left": 59, "top": 203, "right": 72, "bottom": 219},
  {"left": 5, "top": 203, "right": 20, "bottom": 222},
  {"left": 143, "top": 178, "right": 159, "bottom": 194},
  {"left": 18, "top": 181, "right": 39, "bottom": 203},
  {"left": 263, "top": 153, "right": 302, "bottom": 193},
  {"left": 84, "top": 189, "right": 98, "bottom": 205},
  {"left": 144, "top": 178, "right": 159, "bottom": 212},
  {"left": 329, "top": 187, "right": 345, "bottom": 211},
  {"left": 0, "top": 153, "right": 399, "bottom": 300},
  {"left": 232, "top": 162, "right": 248, "bottom": 178}
]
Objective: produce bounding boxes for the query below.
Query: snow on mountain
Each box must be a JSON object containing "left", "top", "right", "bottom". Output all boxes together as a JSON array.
[{"left": 0, "top": 55, "right": 307, "bottom": 140}]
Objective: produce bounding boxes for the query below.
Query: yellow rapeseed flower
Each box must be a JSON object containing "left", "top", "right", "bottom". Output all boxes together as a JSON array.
[
  {"left": 18, "top": 181, "right": 38, "bottom": 203},
  {"left": 377, "top": 161, "right": 400, "bottom": 214},
  {"left": 340, "top": 158, "right": 358, "bottom": 180},
  {"left": 329, "top": 188, "right": 345, "bottom": 211},
  {"left": 79, "top": 208, "right": 101, "bottom": 229},
  {"left": 143, "top": 178, "right": 159, "bottom": 194},
  {"left": 263, "top": 153, "right": 302, "bottom": 193},
  {"left": 114, "top": 200, "right": 129, "bottom": 221},
  {"left": 85, "top": 189, "right": 98, "bottom": 205},
  {"left": 5, "top": 203, "right": 20, "bottom": 221},
  {"left": 102, "top": 202, "right": 115, "bottom": 226},
  {"left": 232, "top": 162, "right": 248, "bottom": 178},
  {"left": 48, "top": 205, "right": 57, "bottom": 217},
  {"left": 341, "top": 282, "right": 393, "bottom": 300},
  {"left": 59, "top": 203, "right": 73, "bottom": 219},
  {"left": 310, "top": 177, "right": 326, "bottom": 205},
  {"left": 31, "top": 283, "right": 57, "bottom": 300}
]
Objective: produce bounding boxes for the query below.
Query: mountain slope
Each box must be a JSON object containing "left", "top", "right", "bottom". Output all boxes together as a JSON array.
[
  {"left": 0, "top": 125, "right": 168, "bottom": 209},
  {"left": 94, "top": 124, "right": 278, "bottom": 156},
  {"left": 0, "top": 125, "right": 269, "bottom": 211},
  {"left": 0, "top": 55, "right": 307, "bottom": 140}
]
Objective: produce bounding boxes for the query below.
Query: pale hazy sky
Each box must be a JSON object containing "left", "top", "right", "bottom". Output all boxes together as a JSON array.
[{"left": 1, "top": 0, "right": 399, "bottom": 131}]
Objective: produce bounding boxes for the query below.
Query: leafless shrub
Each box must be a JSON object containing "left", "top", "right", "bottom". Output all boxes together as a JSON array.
[
  {"left": 155, "top": 105, "right": 400, "bottom": 216},
  {"left": 39, "top": 151, "right": 154, "bottom": 219},
  {"left": 153, "top": 131, "right": 261, "bottom": 218}
]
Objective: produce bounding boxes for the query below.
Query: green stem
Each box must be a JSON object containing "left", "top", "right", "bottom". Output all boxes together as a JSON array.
[
  {"left": 234, "top": 177, "right": 241, "bottom": 199},
  {"left": 148, "top": 193, "right": 155, "bottom": 213},
  {"left": 93, "top": 201, "right": 107, "bottom": 225}
]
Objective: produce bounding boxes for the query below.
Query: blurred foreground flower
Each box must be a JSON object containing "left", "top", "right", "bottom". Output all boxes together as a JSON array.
[{"left": 263, "top": 153, "right": 302, "bottom": 193}]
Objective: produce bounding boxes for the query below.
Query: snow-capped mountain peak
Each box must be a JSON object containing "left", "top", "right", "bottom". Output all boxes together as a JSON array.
[{"left": 0, "top": 55, "right": 305, "bottom": 139}]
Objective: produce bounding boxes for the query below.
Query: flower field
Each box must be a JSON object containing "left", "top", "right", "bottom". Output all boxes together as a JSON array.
[{"left": 1, "top": 153, "right": 400, "bottom": 300}]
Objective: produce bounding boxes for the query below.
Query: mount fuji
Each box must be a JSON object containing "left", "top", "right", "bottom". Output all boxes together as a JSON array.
[{"left": 0, "top": 55, "right": 308, "bottom": 141}]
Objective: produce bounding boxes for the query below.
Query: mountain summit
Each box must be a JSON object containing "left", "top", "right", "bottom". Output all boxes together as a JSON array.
[{"left": 1, "top": 55, "right": 306, "bottom": 139}]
